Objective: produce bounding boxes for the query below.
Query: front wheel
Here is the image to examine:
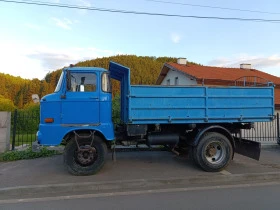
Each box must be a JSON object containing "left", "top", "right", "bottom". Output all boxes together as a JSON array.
[
  {"left": 63, "top": 135, "right": 107, "bottom": 176},
  {"left": 193, "top": 132, "right": 233, "bottom": 172}
]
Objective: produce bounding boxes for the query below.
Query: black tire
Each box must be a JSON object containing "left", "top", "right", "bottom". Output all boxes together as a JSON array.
[
  {"left": 193, "top": 132, "right": 233, "bottom": 172},
  {"left": 63, "top": 135, "right": 107, "bottom": 176},
  {"left": 188, "top": 146, "right": 198, "bottom": 164}
]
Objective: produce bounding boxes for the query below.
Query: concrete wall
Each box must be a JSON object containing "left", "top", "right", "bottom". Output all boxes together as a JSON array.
[
  {"left": 0, "top": 112, "right": 11, "bottom": 153},
  {"left": 160, "top": 70, "right": 198, "bottom": 86}
]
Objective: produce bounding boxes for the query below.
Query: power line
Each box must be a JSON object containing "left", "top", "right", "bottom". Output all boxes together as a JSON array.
[
  {"left": 145, "top": 0, "right": 280, "bottom": 15},
  {"left": 1, "top": 0, "right": 280, "bottom": 23}
]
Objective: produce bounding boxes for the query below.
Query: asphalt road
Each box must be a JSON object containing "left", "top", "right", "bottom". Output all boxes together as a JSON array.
[{"left": 1, "top": 182, "right": 280, "bottom": 210}]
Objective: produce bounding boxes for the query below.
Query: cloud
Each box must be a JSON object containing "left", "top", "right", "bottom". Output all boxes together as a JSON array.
[
  {"left": 28, "top": 51, "right": 76, "bottom": 70},
  {"left": 0, "top": 42, "right": 44, "bottom": 80},
  {"left": 27, "top": 46, "right": 120, "bottom": 71},
  {"left": 208, "top": 54, "right": 280, "bottom": 69},
  {"left": 208, "top": 54, "right": 280, "bottom": 77},
  {"left": 170, "top": 33, "right": 182, "bottom": 44},
  {"left": 51, "top": 17, "right": 73, "bottom": 30},
  {"left": 76, "top": 0, "right": 91, "bottom": 7},
  {"left": 0, "top": 41, "right": 121, "bottom": 79},
  {"left": 74, "top": 0, "right": 92, "bottom": 14}
]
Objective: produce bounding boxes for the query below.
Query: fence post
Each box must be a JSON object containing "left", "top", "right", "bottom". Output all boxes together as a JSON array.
[
  {"left": 12, "top": 109, "right": 18, "bottom": 150},
  {"left": 277, "top": 113, "right": 280, "bottom": 145}
]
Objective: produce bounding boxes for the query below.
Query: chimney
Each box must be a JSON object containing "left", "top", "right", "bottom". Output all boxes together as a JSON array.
[
  {"left": 240, "top": 63, "right": 251, "bottom": 70},
  {"left": 177, "top": 58, "right": 187, "bottom": 65}
]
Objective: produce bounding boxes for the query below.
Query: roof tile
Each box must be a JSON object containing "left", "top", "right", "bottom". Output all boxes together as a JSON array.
[{"left": 167, "top": 63, "right": 280, "bottom": 85}]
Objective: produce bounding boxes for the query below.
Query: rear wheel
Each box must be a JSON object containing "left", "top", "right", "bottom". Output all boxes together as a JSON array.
[
  {"left": 193, "top": 132, "right": 232, "bottom": 172},
  {"left": 188, "top": 146, "right": 197, "bottom": 164},
  {"left": 64, "top": 135, "right": 107, "bottom": 176}
]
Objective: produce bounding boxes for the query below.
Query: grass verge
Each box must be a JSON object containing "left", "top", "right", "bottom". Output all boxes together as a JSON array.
[{"left": 0, "top": 147, "right": 61, "bottom": 162}]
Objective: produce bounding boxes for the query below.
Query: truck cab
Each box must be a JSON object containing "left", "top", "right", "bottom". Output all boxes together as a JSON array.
[{"left": 37, "top": 66, "right": 114, "bottom": 146}]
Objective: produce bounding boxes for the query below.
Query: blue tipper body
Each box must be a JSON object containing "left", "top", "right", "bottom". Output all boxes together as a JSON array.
[
  {"left": 37, "top": 62, "right": 275, "bottom": 146},
  {"left": 127, "top": 85, "right": 274, "bottom": 124},
  {"left": 110, "top": 62, "right": 274, "bottom": 125}
]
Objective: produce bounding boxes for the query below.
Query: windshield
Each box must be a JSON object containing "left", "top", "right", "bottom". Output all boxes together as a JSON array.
[{"left": 54, "top": 72, "right": 64, "bottom": 92}]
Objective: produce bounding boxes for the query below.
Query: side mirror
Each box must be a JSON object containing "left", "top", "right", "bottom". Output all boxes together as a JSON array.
[{"left": 32, "top": 94, "right": 40, "bottom": 103}]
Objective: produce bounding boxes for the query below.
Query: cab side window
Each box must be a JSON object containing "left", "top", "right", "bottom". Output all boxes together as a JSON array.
[{"left": 69, "top": 73, "right": 97, "bottom": 92}]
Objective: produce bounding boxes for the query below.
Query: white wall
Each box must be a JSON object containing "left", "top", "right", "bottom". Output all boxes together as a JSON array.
[
  {"left": 160, "top": 70, "right": 198, "bottom": 86},
  {"left": 0, "top": 112, "right": 11, "bottom": 153}
]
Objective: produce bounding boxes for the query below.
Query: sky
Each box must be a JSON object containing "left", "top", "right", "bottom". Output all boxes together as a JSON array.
[{"left": 0, "top": 0, "right": 280, "bottom": 80}]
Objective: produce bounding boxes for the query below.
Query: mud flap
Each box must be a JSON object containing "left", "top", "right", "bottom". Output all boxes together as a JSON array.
[{"left": 234, "top": 137, "right": 261, "bottom": 161}]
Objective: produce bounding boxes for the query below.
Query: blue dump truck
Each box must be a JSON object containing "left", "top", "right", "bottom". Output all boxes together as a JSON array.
[{"left": 33, "top": 62, "right": 275, "bottom": 175}]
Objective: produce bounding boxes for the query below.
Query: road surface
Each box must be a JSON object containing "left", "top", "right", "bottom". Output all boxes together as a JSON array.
[{"left": 1, "top": 182, "right": 280, "bottom": 210}]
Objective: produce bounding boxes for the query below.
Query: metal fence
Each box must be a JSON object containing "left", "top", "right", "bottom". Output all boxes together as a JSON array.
[
  {"left": 234, "top": 76, "right": 271, "bottom": 87},
  {"left": 241, "top": 113, "right": 280, "bottom": 145},
  {"left": 11, "top": 109, "right": 40, "bottom": 150}
]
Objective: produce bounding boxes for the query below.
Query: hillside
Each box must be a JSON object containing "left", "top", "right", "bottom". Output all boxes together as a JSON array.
[
  {"left": 0, "top": 72, "right": 60, "bottom": 110},
  {"left": 0, "top": 55, "right": 198, "bottom": 110}
]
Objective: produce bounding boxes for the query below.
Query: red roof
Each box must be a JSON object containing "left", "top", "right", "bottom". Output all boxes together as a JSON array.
[
  {"left": 156, "top": 62, "right": 280, "bottom": 107},
  {"left": 274, "top": 89, "right": 280, "bottom": 107},
  {"left": 167, "top": 63, "right": 280, "bottom": 84}
]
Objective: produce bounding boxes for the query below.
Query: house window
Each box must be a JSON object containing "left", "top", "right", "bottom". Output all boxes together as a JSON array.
[
  {"left": 166, "top": 79, "right": 170, "bottom": 85},
  {"left": 175, "top": 77, "right": 179, "bottom": 85}
]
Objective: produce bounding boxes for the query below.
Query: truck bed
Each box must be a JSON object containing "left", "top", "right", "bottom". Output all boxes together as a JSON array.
[
  {"left": 109, "top": 62, "right": 274, "bottom": 125},
  {"left": 128, "top": 85, "right": 274, "bottom": 124}
]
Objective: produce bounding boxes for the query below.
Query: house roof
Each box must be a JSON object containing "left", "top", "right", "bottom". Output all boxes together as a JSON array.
[
  {"left": 157, "top": 62, "right": 280, "bottom": 85},
  {"left": 156, "top": 62, "right": 280, "bottom": 107},
  {"left": 274, "top": 89, "right": 280, "bottom": 107}
]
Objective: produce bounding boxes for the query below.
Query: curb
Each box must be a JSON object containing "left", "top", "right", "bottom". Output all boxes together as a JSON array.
[
  {"left": 261, "top": 144, "right": 280, "bottom": 149},
  {"left": 1, "top": 171, "right": 280, "bottom": 198}
]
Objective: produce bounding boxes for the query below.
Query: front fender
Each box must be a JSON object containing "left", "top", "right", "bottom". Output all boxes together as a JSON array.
[{"left": 37, "top": 123, "right": 115, "bottom": 146}]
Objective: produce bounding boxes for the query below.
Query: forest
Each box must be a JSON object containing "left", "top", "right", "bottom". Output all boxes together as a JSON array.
[{"left": 0, "top": 55, "right": 198, "bottom": 111}]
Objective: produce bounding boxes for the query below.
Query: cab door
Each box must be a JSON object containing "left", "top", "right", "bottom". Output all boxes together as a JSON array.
[{"left": 61, "top": 72, "right": 100, "bottom": 125}]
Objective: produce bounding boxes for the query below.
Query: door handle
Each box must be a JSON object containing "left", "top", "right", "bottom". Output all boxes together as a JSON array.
[{"left": 90, "top": 97, "right": 99, "bottom": 99}]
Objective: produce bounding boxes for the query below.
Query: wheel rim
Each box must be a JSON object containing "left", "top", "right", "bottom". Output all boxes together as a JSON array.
[
  {"left": 204, "top": 141, "right": 226, "bottom": 165},
  {"left": 75, "top": 145, "right": 98, "bottom": 166}
]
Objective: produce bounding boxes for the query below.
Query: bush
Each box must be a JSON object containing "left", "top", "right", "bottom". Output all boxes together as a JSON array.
[
  {"left": 0, "top": 147, "right": 61, "bottom": 161},
  {"left": 23, "top": 103, "right": 40, "bottom": 112},
  {"left": 0, "top": 95, "right": 16, "bottom": 111},
  {"left": 112, "top": 94, "right": 121, "bottom": 124}
]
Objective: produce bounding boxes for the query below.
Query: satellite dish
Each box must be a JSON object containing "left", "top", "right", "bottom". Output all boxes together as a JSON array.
[{"left": 32, "top": 94, "right": 40, "bottom": 103}]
